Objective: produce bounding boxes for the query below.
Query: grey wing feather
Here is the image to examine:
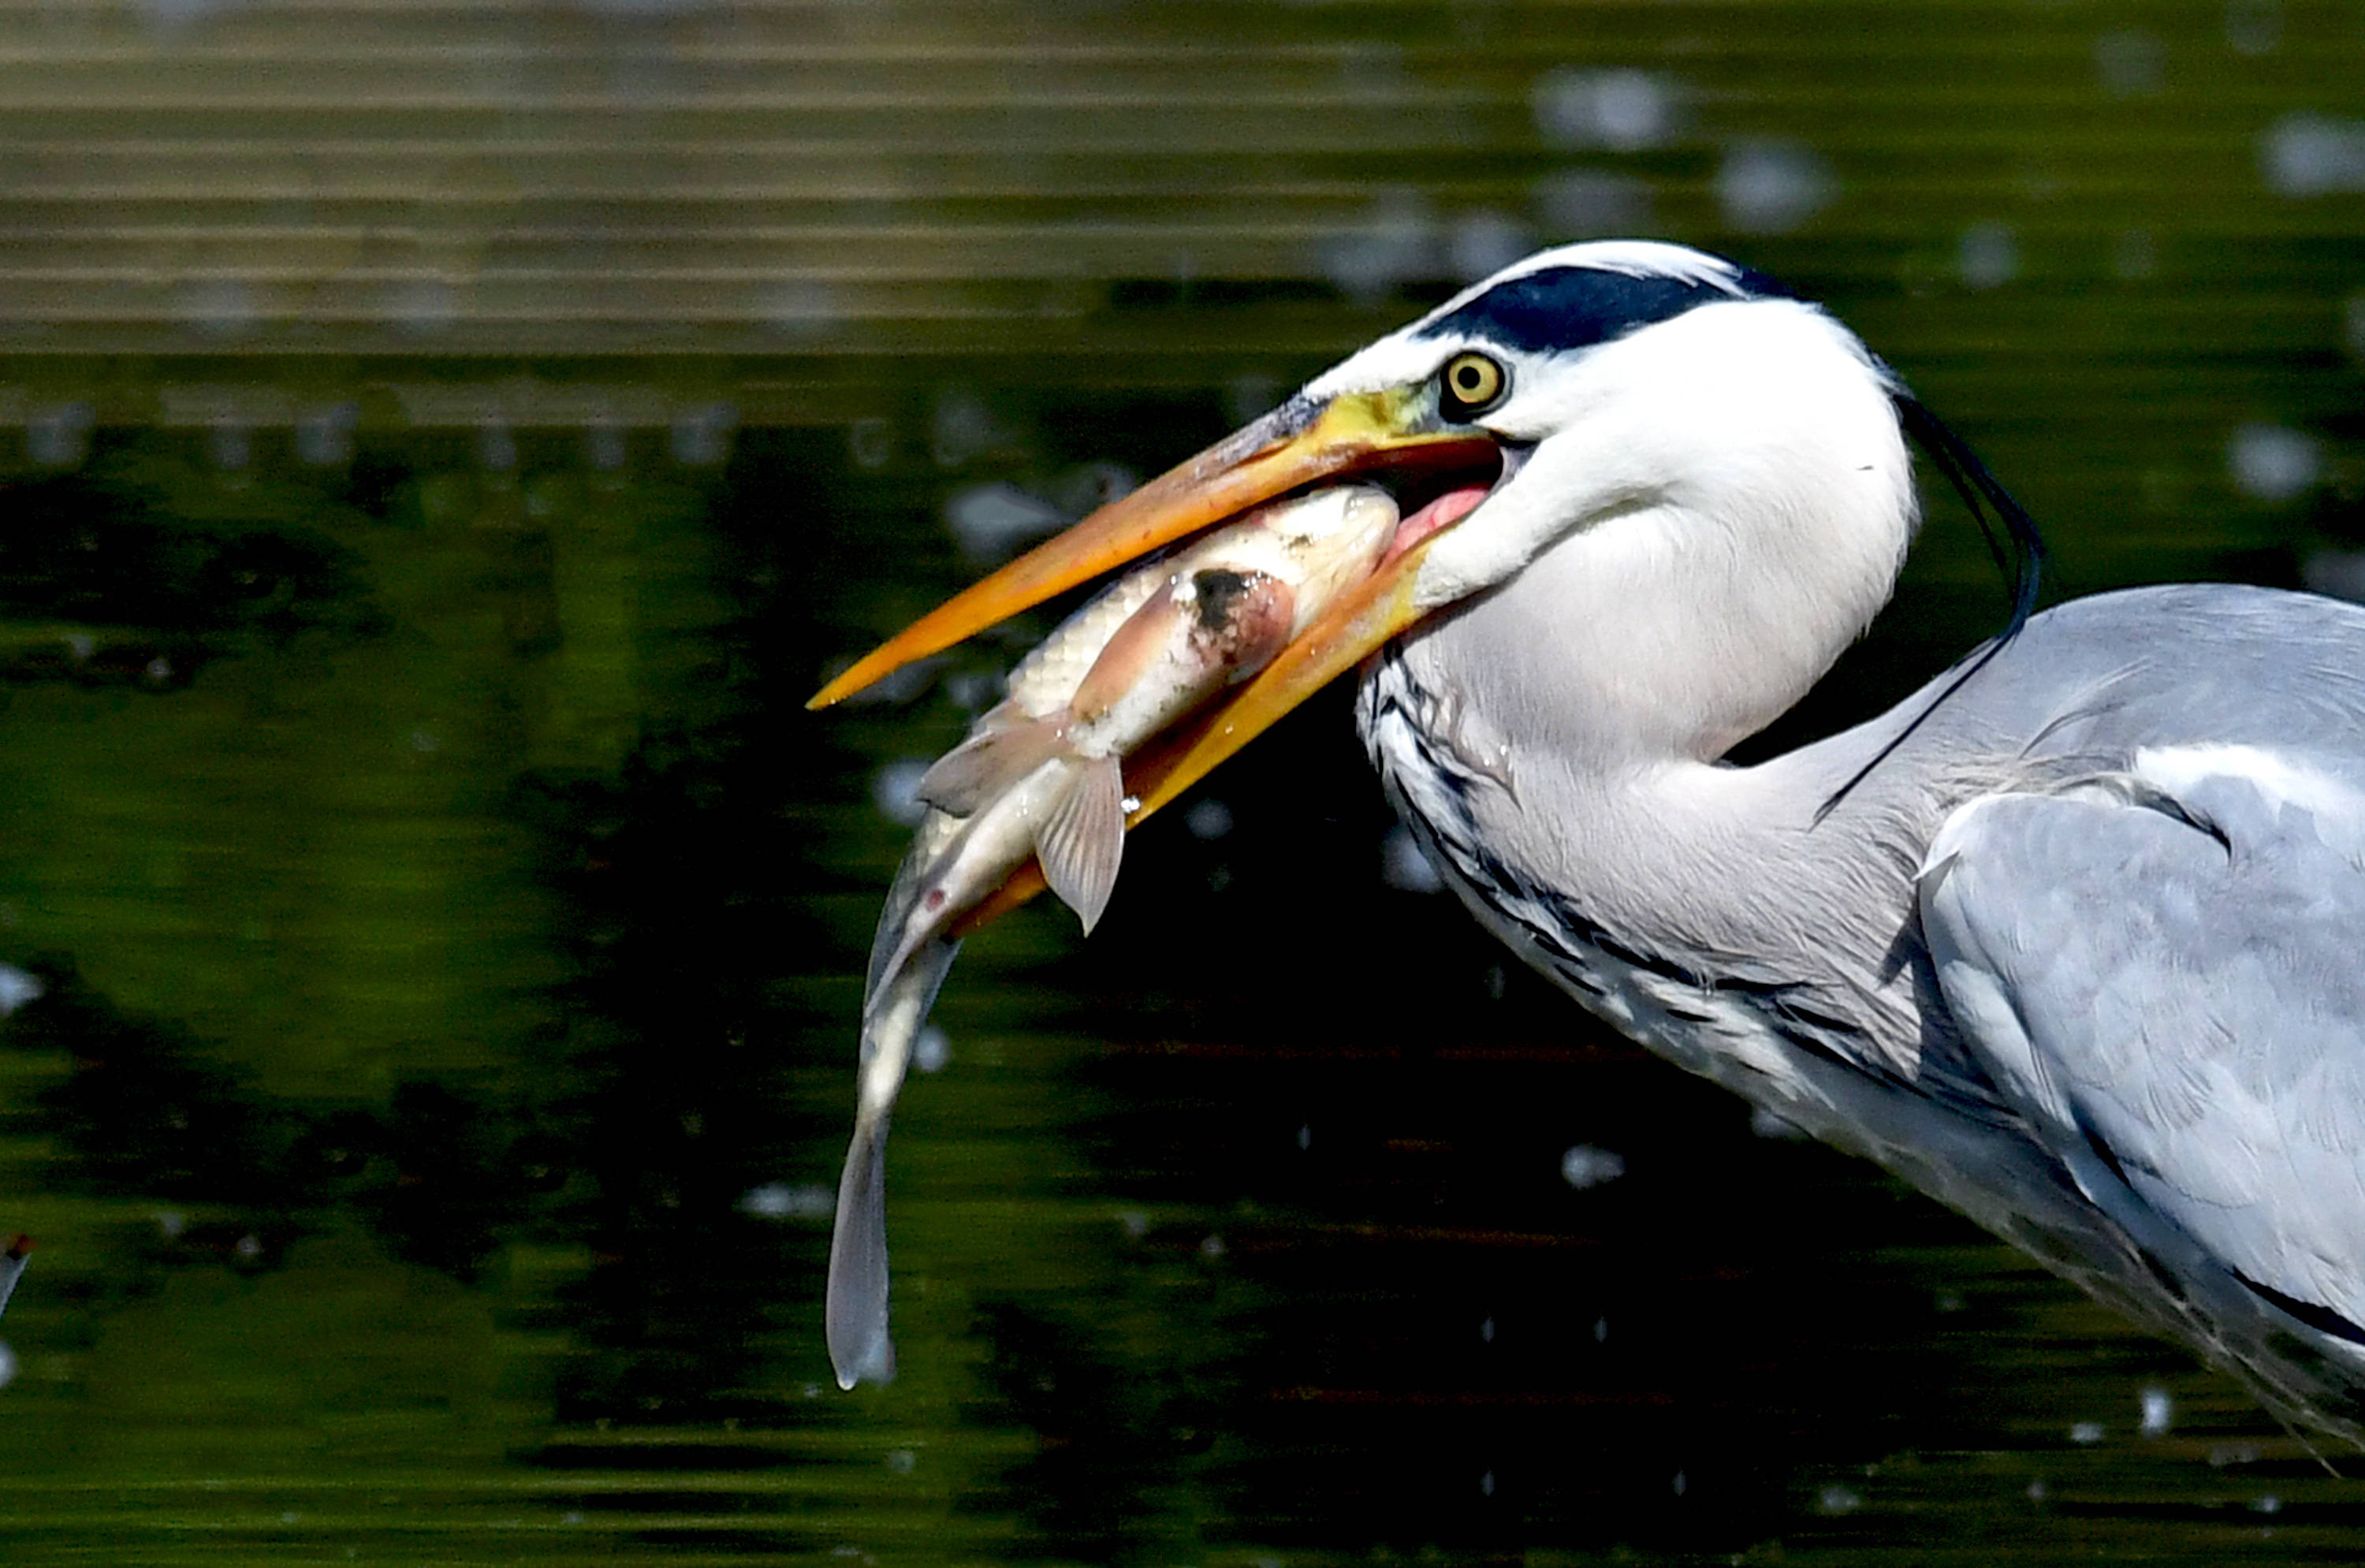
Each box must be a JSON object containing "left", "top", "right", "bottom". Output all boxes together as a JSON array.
[{"left": 1920, "top": 762, "right": 2365, "bottom": 1338}]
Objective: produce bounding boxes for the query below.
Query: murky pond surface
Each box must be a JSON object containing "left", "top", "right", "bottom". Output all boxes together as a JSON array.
[{"left": 0, "top": 2, "right": 2362, "bottom": 1564}]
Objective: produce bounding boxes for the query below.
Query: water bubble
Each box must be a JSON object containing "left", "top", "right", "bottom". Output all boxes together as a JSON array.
[
  {"left": 2095, "top": 29, "right": 2166, "bottom": 97},
  {"left": 871, "top": 758, "right": 934, "bottom": 826},
  {"left": 886, "top": 1448, "right": 917, "bottom": 1473},
  {"left": 1450, "top": 210, "right": 1534, "bottom": 284},
  {"left": 1479, "top": 1317, "right": 1495, "bottom": 1343},
  {"left": 155, "top": 1210, "right": 187, "bottom": 1238},
  {"left": 1958, "top": 222, "right": 2019, "bottom": 290},
  {"left": 1380, "top": 825, "right": 1444, "bottom": 893},
  {"left": 180, "top": 277, "right": 256, "bottom": 341},
  {"left": 1199, "top": 1234, "right": 1226, "bottom": 1258},
  {"left": 383, "top": 278, "right": 457, "bottom": 339},
  {"left": 1320, "top": 189, "right": 1440, "bottom": 306},
  {"left": 1716, "top": 140, "right": 1838, "bottom": 234},
  {"left": 760, "top": 279, "right": 841, "bottom": 341},
  {"left": 1559, "top": 1144, "right": 1627, "bottom": 1190},
  {"left": 1532, "top": 68, "right": 1678, "bottom": 151},
  {"left": 1479, "top": 1470, "right": 1495, "bottom": 1497},
  {"left": 2225, "top": 0, "right": 2281, "bottom": 54},
  {"left": 1118, "top": 1209, "right": 1149, "bottom": 1238},
  {"left": 0, "top": 965, "right": 43, "bottom": 1016},
  {"left": 2027, "top": 1477, "right": 2049, "bottom": 1503},
  {"left": 2111, "top": 229, "right": 2158, "bottom": 280},
  {"left": 2263, "top": 114, "right": 2365, "bottom": 196},
  {"left": 1671, "top": 1470, "right": 1686, "bottom": 1497},
  {"left": 1185, "top": 799, "right": 1235, "bottom": 840},
  {"left": 296, "top": 403, "right": 359, "bottom": 466},
  {"left": 913, "top": 1025, "right": 951, "bottom": 1074},
  {"left": 671, "top": 402, "right": 736, "bottom": 467},
  {"left": 2069, "top": 1420, "right": 2105, "bottom": 1445},
  {"left": 1337, "top": 39, "right": 1409, "bottom": 102},
  {"left": 1296, "top": 1124, "right": 1311, "bottom": 1150},
  {"left": 2139, "top": 1385, "right": 2173, "bottom": 1436},
  {"left": 739, "top": 1183, "right": 835, "bottom": 1220},
  {"left": 932, "top": 390, "right": 1023, "bottom": 469},
  {"left": 27, "top": 402, "right": 94, "bottom": 467},
  {"left": 2251, "top": 1493, "right": 2282, "bottom": 1514},
  {"left": 2228, "top": 422, "right": 2320, "bottom": 501},
  {"left": 1818, "top": 1484, "right": 1863, "bottom": 1515},
  {"left": 141, "top": 0, "right": 234, "bottom": 32},
  {"left": 477, "top": 418, "right": 518, "bottom": 471},
  {"left": 583, "top": 421, "right": 627, "bottom": 473},
  {"left": 1592, "top": 1316, "right": 1607, "bottom": 1343},
  {"left": 945, "top": 482, "right": 1070, "bottom": 564},
  {"left": 1532, "top": 169, "right": 1652, "bottom": 239},
  {"left": 848, "top": 417, "right": 894, "bottom": 471},
  {"left": 943, "top": 669, "right": 1004, "bottom": 713}
]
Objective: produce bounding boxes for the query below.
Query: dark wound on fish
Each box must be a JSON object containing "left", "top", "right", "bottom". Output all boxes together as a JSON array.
[
  {"left": 1187, "top": 568, "right": 1294, "bottom": 675},
  {"left": 1190, "top": 569, "right": 1261, "bottom": 631}
]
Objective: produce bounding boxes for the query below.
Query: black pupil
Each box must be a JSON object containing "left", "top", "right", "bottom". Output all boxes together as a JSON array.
[{"left": 1456, "top": 365, "right": 1481, "bottom": 390}]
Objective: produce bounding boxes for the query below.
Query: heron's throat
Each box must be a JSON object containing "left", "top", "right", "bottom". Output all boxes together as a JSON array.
[{"left": 1406, "top": 485, "right": 1911, "bottom": 770}]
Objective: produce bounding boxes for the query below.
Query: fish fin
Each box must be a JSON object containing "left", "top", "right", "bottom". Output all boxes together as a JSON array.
[
  {"left": 915, "top": 717, "right": 1067, "bottom": 817},
  {"left": 825, "top": 1117, "right": 896, "bottom": 1388},
  {"left": 1036, "top": 754, "right": 1126, "bottom": 934}
]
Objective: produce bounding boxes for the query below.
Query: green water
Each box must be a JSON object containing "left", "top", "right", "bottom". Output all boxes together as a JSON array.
[{"left": 0, "top": 1, "right": 2361, "bottom": 1562}]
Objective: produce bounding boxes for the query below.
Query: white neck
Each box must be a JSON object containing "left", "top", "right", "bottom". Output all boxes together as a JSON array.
[{"left": 1411, "top": 299, "right": 1919, "bottom": 767}]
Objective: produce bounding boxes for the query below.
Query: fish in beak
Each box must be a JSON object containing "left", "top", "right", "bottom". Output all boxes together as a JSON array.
[
  {"left": 811, "top": 385, "right": 1503, "bottom": 922},
  {"left": 825, "top": 480, "right": 1431, "bottom": 1388}
]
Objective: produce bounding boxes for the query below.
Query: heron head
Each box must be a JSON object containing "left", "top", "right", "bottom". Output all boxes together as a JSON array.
[{"left": 812, "top": 241, "right": 1927, "bottom": 903}]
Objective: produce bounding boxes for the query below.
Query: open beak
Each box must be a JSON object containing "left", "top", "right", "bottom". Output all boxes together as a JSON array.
[{"left": 812, "top": 385, "right": 1502, "bottom": 928}]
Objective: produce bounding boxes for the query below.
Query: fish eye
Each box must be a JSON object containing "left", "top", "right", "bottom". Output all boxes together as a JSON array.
[{"left": 1439, "top": 351, "right": 1508, "bottom": 418}]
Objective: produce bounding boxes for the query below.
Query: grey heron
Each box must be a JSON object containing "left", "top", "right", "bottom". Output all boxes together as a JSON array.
[{"left": 815, "top": 240, "right": 2365, "bottom": 1443}]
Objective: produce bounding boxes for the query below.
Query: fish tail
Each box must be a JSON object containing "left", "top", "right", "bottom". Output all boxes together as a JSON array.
[
  {"left": 828, "top": 936, "right": 959, "bottom": 1390},
  {"left": 914, "top": 715, "right": 1069, "bottom": 818},
  {"left": 826, "top": 1118, "right": 894, "bottom": 1389},
  {"left": 1035, "top": 754, "right": 1127, "bottom": 935}
]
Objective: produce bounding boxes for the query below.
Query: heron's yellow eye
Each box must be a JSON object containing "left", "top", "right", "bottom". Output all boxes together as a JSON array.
[{"left": 1439, "top": 352, "right": 1508, "bottom": 416}]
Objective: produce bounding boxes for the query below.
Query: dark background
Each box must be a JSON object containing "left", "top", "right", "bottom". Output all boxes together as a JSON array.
[{"left": 0, "top": 2, "right": 2360, "bottom": 1562}]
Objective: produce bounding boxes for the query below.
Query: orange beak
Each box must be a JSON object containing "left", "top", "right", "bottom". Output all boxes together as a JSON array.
[{"left": 812, "top": 385, "right": 1500, "bottom": 930}]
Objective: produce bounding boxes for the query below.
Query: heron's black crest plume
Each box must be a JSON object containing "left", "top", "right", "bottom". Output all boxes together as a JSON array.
[{"left": 1814, "top": 391, "right": 2048, "bottom": 823}]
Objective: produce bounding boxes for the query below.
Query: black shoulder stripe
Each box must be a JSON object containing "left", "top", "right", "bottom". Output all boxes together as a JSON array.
[{"left": 1414, "top": 263, "right": 1792, "bottom": 356}]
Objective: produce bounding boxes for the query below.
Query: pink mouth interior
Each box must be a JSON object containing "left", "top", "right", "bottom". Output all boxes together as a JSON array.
[{"left": 1384, "top": 485, "right": 1491, "bottom": 565}]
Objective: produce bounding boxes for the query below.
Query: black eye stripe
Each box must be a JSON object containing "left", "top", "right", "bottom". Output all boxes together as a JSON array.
[{"left": 1413, "top": 262, "right": 1789, "bottom": 356}]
